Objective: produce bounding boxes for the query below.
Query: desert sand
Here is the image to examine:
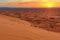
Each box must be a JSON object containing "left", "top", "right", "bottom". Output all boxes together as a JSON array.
[{"left": 0, "top": 14, "right": 60, "bottom": 40}]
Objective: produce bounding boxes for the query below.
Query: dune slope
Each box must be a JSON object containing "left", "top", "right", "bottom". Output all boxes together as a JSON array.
[{"left": 0, "top": 15, "right": 60, "bottom": 40}]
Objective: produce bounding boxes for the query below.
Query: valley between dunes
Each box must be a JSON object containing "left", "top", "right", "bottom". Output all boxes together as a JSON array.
[{"left": 0, "top": 14, "right": 60, "bottom": 40}]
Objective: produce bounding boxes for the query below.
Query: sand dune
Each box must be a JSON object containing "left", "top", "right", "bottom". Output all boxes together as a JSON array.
[{"left": 0, "top": 15, "right": 60, "bottom": 40}]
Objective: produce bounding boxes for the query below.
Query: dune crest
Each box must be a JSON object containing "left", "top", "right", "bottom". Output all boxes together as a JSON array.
[{"left": 0, "top": 15, "right": 60, "bottom": 40}]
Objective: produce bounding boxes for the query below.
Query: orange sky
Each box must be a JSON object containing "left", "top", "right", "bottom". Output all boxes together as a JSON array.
[
  {"left": 1, "top": 2, "right": 59, "bottom": 8},
  {"left": 0, "top": 0, "right": 60, "bottom": 8}
]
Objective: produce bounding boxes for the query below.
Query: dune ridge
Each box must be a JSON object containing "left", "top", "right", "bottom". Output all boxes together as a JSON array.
[{"left": 0, "top": 15, "right": 60, "bottom": 40}]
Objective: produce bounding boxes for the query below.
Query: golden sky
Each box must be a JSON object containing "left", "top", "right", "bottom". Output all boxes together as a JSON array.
[{"left": 0, "top": 0, "right": 60, "bottom": 8}]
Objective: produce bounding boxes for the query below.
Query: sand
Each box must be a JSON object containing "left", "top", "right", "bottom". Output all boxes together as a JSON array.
[{"left": 0, "top": 14, "right": 60, "bottom": 40}]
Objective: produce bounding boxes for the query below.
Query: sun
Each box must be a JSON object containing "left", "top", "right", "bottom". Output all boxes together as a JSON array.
[
  {"left": 46, "top": 2, "right": 55, "bottom": 8},
  {"left": 40, "top": 2, "right": 56, "bottom": 8},
  {"left": 48, "top": 4, "right": 52, "bottom": 8}
]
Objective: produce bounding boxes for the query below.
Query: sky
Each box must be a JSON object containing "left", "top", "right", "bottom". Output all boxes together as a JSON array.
[
  {"left": 0, "top": 0, "right": 60, "bottom": 2},
  {"left": 0, "top": 0, "right": 60, "bottom": 8}
]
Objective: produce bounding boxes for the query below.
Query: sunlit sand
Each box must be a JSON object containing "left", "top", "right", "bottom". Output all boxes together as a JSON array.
[{"left": 0, "top": 15, "right": 60, "bottom": 40}]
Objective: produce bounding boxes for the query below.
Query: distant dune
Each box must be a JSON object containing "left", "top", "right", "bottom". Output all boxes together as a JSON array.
[
  {"left": 0, "top": 14, "right": 60, "bottom": 40},
  {"left": 0, "top": 8, "right": 60, "bottom": 32}
]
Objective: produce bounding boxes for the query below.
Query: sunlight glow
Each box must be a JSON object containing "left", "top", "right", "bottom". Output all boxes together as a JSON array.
[
  {"left": 46, "top": 2, "right": 55, "bottom": 8},
  {"left": 40, "top": 2, "right": 56, "bottom": 8}
]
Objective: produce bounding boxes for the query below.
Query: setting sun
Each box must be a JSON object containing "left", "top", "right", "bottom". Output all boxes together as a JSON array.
[
  {"left": 45, "top": 2, "right": 56, "bottom": 8},
  {"left": 48, "top": 4, "right": 52, "bottom": 8},
  {"left": 0, "top": 0, "right": 60, "bottom": 8},
  {"left": 40, "top": 2, "right": 56, "bottom": 8}
]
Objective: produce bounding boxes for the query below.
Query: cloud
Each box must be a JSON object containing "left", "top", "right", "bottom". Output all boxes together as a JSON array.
[
  {"left": 0, "top": 0, "right": 60, "bottom": 3},
  {"left": 6, "top": 0, "right": 38, "bottom": 3},
  {"left": 0, "top": 0, "right": 7, "bottom": 2}
]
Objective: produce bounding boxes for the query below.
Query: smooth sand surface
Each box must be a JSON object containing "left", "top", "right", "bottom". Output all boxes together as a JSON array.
[{"left": 0, "top": 15, "right": 60, "bottom": 40}]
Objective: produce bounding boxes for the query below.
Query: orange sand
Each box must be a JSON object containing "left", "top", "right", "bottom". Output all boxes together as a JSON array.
[{"left": 0, "top": 15, "right": 60, "bottom": 40}]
